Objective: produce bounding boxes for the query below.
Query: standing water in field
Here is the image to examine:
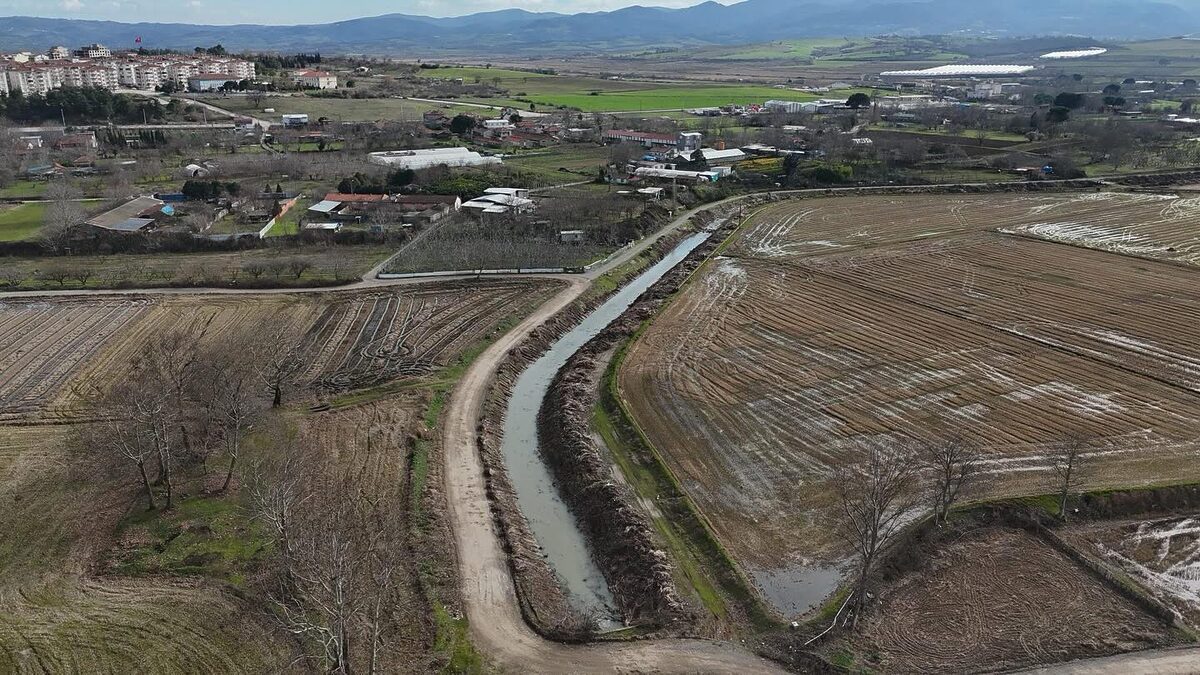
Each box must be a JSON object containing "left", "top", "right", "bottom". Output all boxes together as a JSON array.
[{"left": 501, "top": 230, "right": 712, "bottom": 625}]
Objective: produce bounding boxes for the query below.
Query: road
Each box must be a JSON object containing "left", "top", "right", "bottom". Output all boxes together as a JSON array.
[
  {"left": 438, "top": 198, "right": 785, "bottom": 673},
  {"left": 1015, "top": 646, "right": 1200, "bottom": 674}
]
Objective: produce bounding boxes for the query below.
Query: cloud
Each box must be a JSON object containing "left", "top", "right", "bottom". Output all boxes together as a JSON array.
[{"left": 59, "top": 0, "right": 83, "bottom": 10}]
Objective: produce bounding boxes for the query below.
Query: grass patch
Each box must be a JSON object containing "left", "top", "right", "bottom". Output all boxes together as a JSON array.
[
  {"left": 0, "top": 202, "right": 47, "bottom": 242},
  {"left": 432, "top": 603, "right": 486, "bottom": 673},
  {"left": 112, "top": 494, "right": 270, "bottom": 586},
  {"left": 0, "top": 180, "right": 49, "bottom": 199}
]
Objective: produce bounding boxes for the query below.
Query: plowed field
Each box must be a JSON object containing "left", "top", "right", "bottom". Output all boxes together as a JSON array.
[
  {"left": 0, "top": 298, "right": 151, "bottom": 420},
  {"left": 620, "top": 192, "right": 1200, "bottom": 616},
  {"left": 0, "top": 279, "right": 559, "bottom": 672},
  {"left": 851, "top": 528, "right": 1178, "bottom": 673}
]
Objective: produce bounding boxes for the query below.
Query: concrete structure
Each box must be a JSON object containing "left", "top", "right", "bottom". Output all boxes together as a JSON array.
[
  {"left": 188, "top": 74, "right": 233, "bottom": 92},
  {"left": 677, "top": 132, "right": 703, "bottom": 154},
  {"left": 367, "top": 147, "right": 501, "bottom": 171},
  {"left": 77, "top": 44, "right": 111, "bottom": 59},
  {"left": 633, "top": 167, "right": 725, "bottom": 183},
  {"left": 48, "top": 46, "right": 70, "bottom": 60},
  {"left": 0, "top": 50, "right": 254, "bottom": 93},
  {"left": 282, "top": 114, "right": 310, "bottom": 128},
  {"left": 293, "top": 70, "right": 337, "bottom": 89},
  {"left": 559, "top": 230, "right": 586, "bottom": 243}
]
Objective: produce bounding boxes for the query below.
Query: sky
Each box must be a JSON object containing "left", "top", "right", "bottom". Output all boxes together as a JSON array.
[{"left": 0, "top": 0, "right": 740, "bottom": 24}]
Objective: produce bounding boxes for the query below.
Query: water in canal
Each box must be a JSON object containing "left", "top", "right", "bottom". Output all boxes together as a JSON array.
[{"left": 500, "top": 230, "right": 712, "bottom": 624}]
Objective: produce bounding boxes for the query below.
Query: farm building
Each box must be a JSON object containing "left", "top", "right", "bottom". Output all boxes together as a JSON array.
[
  {"left": 84, "top": 196, "right": 168, "bottom": 232},
  {"left": 699, "top": 148, "right": 748, "bottom": 165},
  {"left": 367, "top": 147, "right": 501, "bottom": 171},
  {"left": 602, "top": 129, "right": 678, "bottom": 148},
  {"left": 292, "top": 70, "right": 338, "bottom": 89},
  {"left": 462, "top": 193, "right": 535, "bottom": 215},
  {"left": 633, "top": 167, "right": 725, "bottom": 183}
]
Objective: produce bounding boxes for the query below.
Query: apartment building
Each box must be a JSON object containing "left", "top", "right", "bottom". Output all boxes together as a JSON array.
[{"left": 0, "top": 47, "right": 255, "bottom": 94}]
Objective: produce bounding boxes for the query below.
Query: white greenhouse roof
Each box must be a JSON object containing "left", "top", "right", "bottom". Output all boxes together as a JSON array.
[
  {"left": 308, "top": 200, "right": 342, "bottom": 214},
  {"left": 1040, "top": 48, "right": 1108, "bottom": 60},
  {"left": 881, "top": 65, "right": 1037, "bottom": 78}
]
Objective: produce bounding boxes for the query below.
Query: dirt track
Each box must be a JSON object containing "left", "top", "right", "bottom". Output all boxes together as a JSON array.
[{"left": 440, "top": 273, "right": 785, "bottom": 673}]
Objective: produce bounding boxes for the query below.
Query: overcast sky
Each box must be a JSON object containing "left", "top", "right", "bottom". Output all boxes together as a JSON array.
[{"left": 0, "top": 0, "right": 741, "bottom": 24}]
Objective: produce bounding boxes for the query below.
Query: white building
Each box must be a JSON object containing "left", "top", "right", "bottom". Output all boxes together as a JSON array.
[
  {"left": 77, "top": 44, "right": 112, "bottom": 59},
  {"left": 293, "top": 70, "right": 337, "bottom": 89},
  {"left": 463, "top": 193, "right": 535, "bottom": 215},
  {"left": 48, "top": 46, "right": 71, "bottom": 60},
  {"left": 189, "top": 73, "right": 234, "bottom": 92},
  {"left": 367, "top": 147, "right": 502, "bottom": 171}
]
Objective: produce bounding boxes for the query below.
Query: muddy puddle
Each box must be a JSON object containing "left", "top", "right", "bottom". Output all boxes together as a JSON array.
[
  {"left": 747, "top": 564, "right": 844, "bottom": 617},
  {"left": 501, "top": 230, "right": 712, "bottom": 626}
]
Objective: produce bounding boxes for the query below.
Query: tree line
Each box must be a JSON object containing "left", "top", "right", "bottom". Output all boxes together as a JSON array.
[{"left": 0, "top": 87, "right": 168, "bottom": 124}]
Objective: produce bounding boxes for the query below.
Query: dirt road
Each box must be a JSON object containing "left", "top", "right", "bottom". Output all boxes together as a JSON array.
[
  {"left": 440, "top": 272, "right": 784, "bottom": 673},
  {"left": 1015, "top": 646, "right": 1200, "bottom": 674}
]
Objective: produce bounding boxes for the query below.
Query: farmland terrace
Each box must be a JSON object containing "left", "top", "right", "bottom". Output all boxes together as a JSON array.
[{"left": 620, "top": 191, "right": 1200, "bottom": 619}]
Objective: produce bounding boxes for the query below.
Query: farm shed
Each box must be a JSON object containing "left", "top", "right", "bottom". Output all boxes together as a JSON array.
[{"left": 85, "top": 196, "right": 166, "bottom": 232}]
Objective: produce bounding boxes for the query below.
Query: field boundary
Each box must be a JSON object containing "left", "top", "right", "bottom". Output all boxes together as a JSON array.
[{"left": 596, "top": 205, "right": 781, "bottom": 632}]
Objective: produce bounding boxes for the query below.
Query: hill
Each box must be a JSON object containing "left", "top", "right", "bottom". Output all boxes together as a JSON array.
[{"left": 0, "top": 0, "right": 1196, "bottom": 54}]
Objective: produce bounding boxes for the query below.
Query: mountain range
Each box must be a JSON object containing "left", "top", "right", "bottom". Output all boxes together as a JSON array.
[{"left": 0, "top": 0, "right": 1196, "bottom": 55}]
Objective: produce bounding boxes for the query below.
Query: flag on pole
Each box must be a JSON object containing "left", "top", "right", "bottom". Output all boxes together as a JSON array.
[{"left": 135, "top": 36, "right": 142, "bottom": 44}]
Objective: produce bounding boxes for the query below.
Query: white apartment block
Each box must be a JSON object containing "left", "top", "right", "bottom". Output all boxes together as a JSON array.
[{"left": 0, "top": 48, "right": 255, "bottom": 94}]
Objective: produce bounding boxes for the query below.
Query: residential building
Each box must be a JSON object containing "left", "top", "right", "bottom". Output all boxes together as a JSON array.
[
  {"left": 293, "top": 70, "right": 337, "bottom": 89},
  {"left": 77, "top": 44, "right": 112, "bottom": 59},
  {"left": 48, "top": 46, "right": 71, "bottom": 60}
]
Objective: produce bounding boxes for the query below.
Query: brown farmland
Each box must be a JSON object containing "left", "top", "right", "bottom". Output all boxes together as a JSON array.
[
  {"left": 0, "top": 278, "right": 559, "bottom": 672},
  {"left": 620, "top": 193, "right": 1200, "bottom": 617},
  {"left": 851, "top": 528, "right": 1180, "bottom": 674}
]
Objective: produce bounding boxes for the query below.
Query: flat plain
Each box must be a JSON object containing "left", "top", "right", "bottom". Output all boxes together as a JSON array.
[{"left": 620, "top": 192, "right": 1200, "bottom": 615}]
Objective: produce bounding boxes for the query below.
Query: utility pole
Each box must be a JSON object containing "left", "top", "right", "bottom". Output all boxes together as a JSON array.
[{"left": 60, "top": 107, "right": 67, "bottom": 128}]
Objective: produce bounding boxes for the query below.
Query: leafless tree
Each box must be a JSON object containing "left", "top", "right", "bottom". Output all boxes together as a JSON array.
[
  {"left": 286, "top": 257, "right": 314, "bottom": 280},
  {"left": 131, "top": 329, "right": 204, "bottom": 508},
  {"left": 831, "top": 442, "right": 921, "bottom": 626},
  {"left": 1049, "top": 435, "right": 1089, "bottom": 521},
  {"left": 0, "top": 268, "right": 25, "bottom": 288},
  {"left": 72, "top": 267, "right": 94, "bottom": 287},
  {"left": 36, "top": 265, "right": 72, "bottom": 287},
  {"left": 920, "top": 436, "right": 980, "bottom": 525},
  {"left": 92, "top": 378, "right": 173, "bottom": 511},
  {"left": 201, "top": 345, "right": 265, "bottom": 492},
  {"left": 40, "top": 181, "right": 85, "bottom": 254},
  {"left": 262, "top": 346, "right": 300, "bottom": 407}
]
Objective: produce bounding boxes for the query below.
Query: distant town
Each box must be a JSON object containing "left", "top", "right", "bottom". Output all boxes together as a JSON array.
[{"left": 0, "top": 43, "right": 340, "bottom": 95}]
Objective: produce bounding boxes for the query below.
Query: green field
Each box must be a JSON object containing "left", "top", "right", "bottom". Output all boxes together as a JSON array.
[
  {"left": 523, "top": 85, "right": 819, "bottom": 112},
  {"left": 198, "top": 94, "right": 485, "bottom": 122},
  {"left": 506, "top": 144, "right": 612, "bottom": 184},
  {"left": 0, "top": 203, "right": 46, "bottom": 242},
  {"left": 0, "top": 180, "right": 49, "bottom": 200}
]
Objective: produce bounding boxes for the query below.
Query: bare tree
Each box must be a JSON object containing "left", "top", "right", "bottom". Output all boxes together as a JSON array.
[
  {"left": 93, "top": 379, "right": 173, "bottom": 511},
  {"left": 201, "top": 344, "right": 266, "bottom": 492},
  {"left": 1049, "top": 435, "right": 1089, "bottom": 521},
  {"left": 40, "top": 181, "right": 86, "bottom": 254},
  {"left": 0, "top": 268, "right": 25, "bottom": 288},
  {"left": 131, "top": 329, "right": 205, "bottom": 508},
  {"left": 831, "top": 442, "right": 921, "bottom": 626},
  {"left": 920, "top": 436, "right": 980, "bottom": 525},
  {"left": 36, "top": 265, "right": 72, "bottom": 287},
  {"left": 72, "top": 267, "right": 94, "bottom": 287},
  {"left": 261, "top": 346, "right": 300, "bottom": 407},
  {"left": 286, "top": 257, "right": 313, "bottom": 280}
]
